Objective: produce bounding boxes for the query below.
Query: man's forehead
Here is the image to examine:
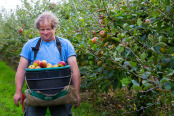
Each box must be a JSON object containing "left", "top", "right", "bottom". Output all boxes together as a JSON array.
[{"left": 39, "top": 21, "right": 52, "bottom": 28}]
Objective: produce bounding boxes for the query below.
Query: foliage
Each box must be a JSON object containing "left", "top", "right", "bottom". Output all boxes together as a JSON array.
[{"left": 0, "top": 0, "right": 173, "bottom": 115}]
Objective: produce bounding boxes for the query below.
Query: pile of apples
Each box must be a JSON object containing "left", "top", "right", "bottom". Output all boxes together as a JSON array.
[{"left": 28, "top": 60, "right": 66, "bottom": 69}]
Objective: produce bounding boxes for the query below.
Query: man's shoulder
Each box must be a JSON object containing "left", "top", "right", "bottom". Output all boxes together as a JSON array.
[{"left": 25, "top": 37, "right": 40, "bottom": 47}]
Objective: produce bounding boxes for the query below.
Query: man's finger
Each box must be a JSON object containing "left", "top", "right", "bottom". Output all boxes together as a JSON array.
[{"left": 14, "top": 100, "right": 19, "bottom": 107}]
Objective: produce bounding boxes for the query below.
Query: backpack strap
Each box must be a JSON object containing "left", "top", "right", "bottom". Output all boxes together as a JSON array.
[
  {"left": 55, "top": 36, "right": 63, "bottom": 61},
  {"left": 32, "top": 38, "right": 42, "bottom": 60},
  {"left": 31, "top": 36, "right": 63, "bottom": 63}
]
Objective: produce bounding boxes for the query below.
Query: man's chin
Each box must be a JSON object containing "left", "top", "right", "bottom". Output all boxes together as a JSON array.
[{"left": 41, "top": 37, "right": 54, "bottom": 42}]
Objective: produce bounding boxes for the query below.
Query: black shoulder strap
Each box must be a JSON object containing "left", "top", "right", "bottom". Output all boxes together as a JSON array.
[
  {"left": 31, "top": 36, "right": 63, "bottom": 62},
  {"left": 55, "top": 36, "right": 63, "bottom": 61},
  {"left": 32, "top": 38, "right": 41, "bottom": 60}
]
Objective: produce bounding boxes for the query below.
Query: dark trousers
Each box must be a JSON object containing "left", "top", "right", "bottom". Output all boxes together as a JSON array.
[{"left": 24, "top": 104, "right": 72, "bottom": 116}]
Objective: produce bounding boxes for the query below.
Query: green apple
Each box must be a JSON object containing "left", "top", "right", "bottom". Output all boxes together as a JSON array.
[{"left": 28, "top": 65, "right": 35, "bottom": 69}]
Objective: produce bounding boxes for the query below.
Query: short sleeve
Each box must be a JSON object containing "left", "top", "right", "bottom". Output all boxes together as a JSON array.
[
  {"left": 60, "top": 38, "right": 76, "bottom": 62},
  {"left": 20, "top": 41, "right": 32, "bottom": 61}
]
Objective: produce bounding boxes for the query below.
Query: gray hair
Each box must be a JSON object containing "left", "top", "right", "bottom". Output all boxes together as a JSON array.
[{"left": 35, "top": 11, "right": 58, "bottom": 29}]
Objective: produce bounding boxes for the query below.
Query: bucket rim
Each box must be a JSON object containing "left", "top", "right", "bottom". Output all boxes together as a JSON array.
[{"left": 26, "top": 65, "right": 70, "bottom": 72}]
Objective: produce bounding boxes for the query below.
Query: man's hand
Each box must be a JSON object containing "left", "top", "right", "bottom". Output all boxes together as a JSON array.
[
  {"left": 74, "top": 94, "right": 80, "bottom": 109},
  {"left": 14, "top": 92, "right": 22, "bottom": 107}
]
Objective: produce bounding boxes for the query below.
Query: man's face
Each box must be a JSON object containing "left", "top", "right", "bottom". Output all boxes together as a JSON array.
[{"left": 39, "top": 20, "right": 55, "bottom": 42}]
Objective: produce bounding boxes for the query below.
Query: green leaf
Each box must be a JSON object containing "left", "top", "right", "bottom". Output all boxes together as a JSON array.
[
  {"left": 140, "top": 52, "right": 147, "bottom": 61},
  {"left": 115, "top": 58, "right": 123, "bottom": 62},
  {"left": 141, "top": 72, "right": 151, "bottom": 79},
  {"left": 160, "top": 77, "right": 168, "bottom": 83},
  {"left": 142, "top": 80, "right": 150, "bottom": 90},
  {"left": 120, "top": 78, "right": 131, "bottom": 87},
  {"left": 116, "top": 45, "right": 124, "bottom": 52},
  {"left": 166, "top": 5, "right": 172, "bottom": 13},
  {"left": 133, "top": 85, "right": 142, "bottom": 91},
  {"left": 88, "top": 39, "right": 92, "bottom": 44},
  {"left": 147, "top": 103, "right": 152, "bottom": 106},
  {"left": 129, "top": 61, "right": 137, "bottom": 68},
  {"left": 132, "top": 80, "right": 139, "bottom": 86},
  {"left": 91, "top": 44, "right": 96, "bottom": 50},
  {"left": 123, "top": 23, "right": 128, "bottom": 28},
  {"left": 165, "top": 82, "right": 171, "bottom": 90},
  {"left": 137, "top": 18, "right": 142, "bottom": 26}
]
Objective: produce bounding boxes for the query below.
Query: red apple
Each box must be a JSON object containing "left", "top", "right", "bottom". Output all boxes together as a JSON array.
[
  {"left": 92, "top": 37, "right": 98, "bottom": 43},
  {"left": 19, "top": 29, "right": 23, "bottom": 33},
  {"left": 33, "top": 60, "right": 40, "bottom": 67},
  {"left": 99, "top": 30, "right": 106, "bottom": 37},
  {"left": 39, "top": 60, "right": 47, "bottom": 68},
  {"left": 28, "top": 65, "right": 35, "bottom": 69},
  {"left": 35, "top": 66, "right": 41, "bottom": 69},
  {"left": 58, "top": 61, "right": 66, "bottom": 67},
  {"left": 145, "top": 19, "right": 150, "bottom": 23},
  {"left": 93, "top": 30, "right": 96, "bottom": 35},
  {"left": 101, "top": 14, "right": 104, "bottom": 19}
]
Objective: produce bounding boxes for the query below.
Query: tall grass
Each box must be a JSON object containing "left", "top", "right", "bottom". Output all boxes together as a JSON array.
[{"left": 0, "top": 61, "right": 102, "bottom": 116}]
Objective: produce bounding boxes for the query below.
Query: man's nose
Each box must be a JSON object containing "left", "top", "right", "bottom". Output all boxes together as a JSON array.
[{"left": 43, "top": 30, "right": 48, "bottom": 34}]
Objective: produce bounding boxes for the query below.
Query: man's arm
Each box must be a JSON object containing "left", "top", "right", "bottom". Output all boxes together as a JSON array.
[
  {"left": 67, "top": 56, "right": 81, "bottom": 108},
  {"left": 14, "top": 57, "right": 29, "bottom": 107}
]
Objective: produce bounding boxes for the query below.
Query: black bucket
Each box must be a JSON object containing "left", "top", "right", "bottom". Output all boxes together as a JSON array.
[{"left": 25, "top": 65, "right": 71, "bottom": 94}]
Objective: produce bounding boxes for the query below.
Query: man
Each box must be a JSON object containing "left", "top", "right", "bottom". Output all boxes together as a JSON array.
[{"left": 13, "top": 11, "right": 81, "bottom": 116}]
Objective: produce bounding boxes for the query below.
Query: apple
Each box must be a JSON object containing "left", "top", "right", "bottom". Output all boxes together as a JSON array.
[
  {"left": 28, "top": 65, "right": 35, "bottom": 69},
  {"left": 35, "top": 66, "right": 41, "bottom": 69},
  {"left": 47, "top": 63, "right": 52, "bottom": 67},
  {"left": 100, "top": 51, "right": 104, "bottom": 55},
  {"left": 58, "top": 61, "right": 66, "bottom": 67},
  {"left": 33, "top": 60, "right": 40, "bottom": 67},
  {"left": 46, "top": 65, "right": 52, "bottom": 68},
  {"left": 39, "top": 60, "right": 47, "bottom": 68},
  {"left": 145, "top": 19, "right": 150, "bottom": 23},
  {"left": 99, "top": 30, "right": 106, "bottom": 37},
  {"left": 92, "top": 37, "right": 98, "bottom": 43},
  {"left": 93, "top": 30, "right": 96, "bottom": 35},
  {"left": 101, "top": 14, "right": 104, "bottom": 19},
  {"left": 52, "top": 64, "right": 58, "bottom": 67},
  {"left": 19, "top": 29, "right": 23, "bottom": 33}
]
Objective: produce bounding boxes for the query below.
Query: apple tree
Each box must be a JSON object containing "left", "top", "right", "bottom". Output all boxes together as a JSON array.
[{"left": 0, "top": 0, "right": 173, "bottom": 115}]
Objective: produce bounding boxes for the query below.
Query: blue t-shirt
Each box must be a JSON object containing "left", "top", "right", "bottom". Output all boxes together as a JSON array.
[{"left": 20, "top": 37, "right": 76, "bottom": 65}]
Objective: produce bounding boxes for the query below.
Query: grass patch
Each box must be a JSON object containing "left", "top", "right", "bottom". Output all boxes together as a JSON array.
[
  {"left": 0, "top": 60, "right": 102, "bottom": 116},
  {"left": 0, "top": 61, "right": 23, "bottom": 116}
]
